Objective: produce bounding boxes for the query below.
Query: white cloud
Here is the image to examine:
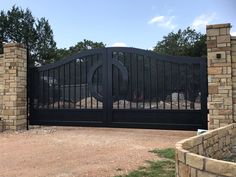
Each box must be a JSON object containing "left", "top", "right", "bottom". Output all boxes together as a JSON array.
[
  {"left": 148, "top": 15, "right": 176, "bottom": 29},
  {"left": 148, "top": 47, "right": 154, "bottom": 50},
  {"left": 111, "top": 42, "right": 127, "bottom": 47},
  {"left": 231, "top": 31, "right": 236, "bottom": 36},
  {"left": 192, "top": 13, "right": 216, "bottom": 30}
]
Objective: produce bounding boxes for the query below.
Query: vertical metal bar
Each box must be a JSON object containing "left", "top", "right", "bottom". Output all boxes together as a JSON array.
[
  {"left": 117, "top": 54, "right": 120, "bottom": 109},
  {"left": 58, "top": 66, "right": 60, "bottom": 109},
  {"left": 85, "top": 57, "right": 87, "bottom": 109},
  {"left": 177, "top": 64, "right": 180, "bottom": 110},
  {"left": 149, "top": 57, "right": 151, "bottom": 109},
  {"left": 91, "top": 55, "right": 93, "bottom": 109},
  {"left": 47, "top": 70, "right": 50, "bottom": 109},
  {"left": 129, "top": 53, "right": 132, "bottom": 109},
  {"left": 142, "top": 55, "right": 145, "bottom": 109},
  {"left": 52, "top": 69, "right": 55, "bottom": 109},
  {"left": 170, "top": 63, "right": 172, "bottom": 110},
  {"left": 37, "top": 70, "right": 40, "bottom": 109},
  {"left": 112, "top": 64, "right": 114, "bottom": 108},
  {"left": 42, "top": 71, "right": 45, "bottom": 108},
  {"left": 68, "top": 63, "right": 71, "bottom": 108},
  {"left": 63, "top": 64, "right": 66, "bottom": 108},
  {"left": 185, "top": 64, "right": 188, "bottom": 110},
  {"left": 111, "top": 52, "right": 114, "bottom": 109},
  {"left": 80, "top": 58, "right": 82, "bottom": 109},
  {"left": 123, "top": 53, "right": 126, "bottom": 109},
  {"left": 74, "top": 60, "right": 76, "bottom": 108},
  {"left": 156, "top": 60, "right": 158, "bottom": 109},
  {"left": 29, "top": 68, "right": 34, "bottom": 110},
  {"left": 192, "top": 64, "right": 195, "bottom": 110},
  {"left": 96, "top": 54, "right": 99, "bottom": 109},
  {"left": 163, "top": 62, "right": 165, "bottom": 109},
  {"left": 136, "top": 54, "right": 138, "bottom": 109},
  {"left": 105, "top": 48, "right": 111, "bottom": 125}
]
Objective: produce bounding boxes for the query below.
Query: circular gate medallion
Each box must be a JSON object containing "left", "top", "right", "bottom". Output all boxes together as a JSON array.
[{"left": 87, "top": 58, "right": 128, "bottom": 102}]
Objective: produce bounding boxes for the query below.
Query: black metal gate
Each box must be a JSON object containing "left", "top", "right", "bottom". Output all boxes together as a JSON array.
[{"left": 28, "top": 47, "right": 207, "bottom": 130}]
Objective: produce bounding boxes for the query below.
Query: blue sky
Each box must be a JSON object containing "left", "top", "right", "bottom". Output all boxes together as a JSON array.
[{"left": 1, "top": 0, "right": 236, "bottom": 49}]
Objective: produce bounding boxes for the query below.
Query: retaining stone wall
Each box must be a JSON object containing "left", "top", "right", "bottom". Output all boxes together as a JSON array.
[{"left": 176, "top": 123, "right": 236, "bottom": 177}]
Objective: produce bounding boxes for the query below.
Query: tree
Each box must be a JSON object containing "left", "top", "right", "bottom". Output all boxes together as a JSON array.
[
  {"left": 0, "top": 11, "right": 7, "bottom": 54},
  {"left": 34, "top": 18, "right": 57, "bottom": 64},
  {"left": 153, "top": 27, "right": 206, "bottom": 57},
  {"left": 55, "top": 39, "right": 106, "bottom": 60},
  {"left": 0, "top": 6, "right": 56, "bottom": 65}
]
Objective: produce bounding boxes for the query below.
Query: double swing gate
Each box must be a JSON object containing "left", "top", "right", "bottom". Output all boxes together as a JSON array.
[{"left": 28, "top": 47, "right": 207, "bottom": 130}]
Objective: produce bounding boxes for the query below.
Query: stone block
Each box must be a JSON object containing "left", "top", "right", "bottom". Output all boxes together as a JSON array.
[
  {"left": 197, "top": 170, "right": 216, "bottom": 177},
  {"left": 211, "top": 47, "right": 231, "bottom": 52},
  {"left": 232, "top": 45, "right": 236, "bottom": 52},
  {"left": 176, "top": 148, "right": 188, "bottom": 163},
  {"left": 219, "top": 109, "right": 232, "bottom": 115},
  {"left": 190, "top": 168, "right": 197, "bottom": 177},
  {"left": 208, "top": 51, "right": 226, "bottom": 60},
  {"left": 207, "top": 40, "right": 217, "bottom": 48},
  {"left": 205, "top": 158, "right": 236, "bottom": 176},
  {"left": 15, "top": 119, "right": 27, "bottom": 126},
  {"left": 208, "top": 85, "right": 218, "bottom": 94},
  {"left": 220, "top": 28, "right": 227, "bottom": 35},
  {"left": 0, "top": 120, "right": 3, "bottom": 132},
  {"left": 186, "top": 153, "right": 204, "bottom": 170},
  {"left": 208, "top": 67, "right": 222, "bottom": 75},
  {"left": 198, "top": 144, "right": 204, "bottom": 155},
  {"left": 207, "top": 23, "right": 231, "bottom": 29},
  {"left": 207, "top": 29, "right": 219, "bottom": 36},
  {"left": 217, "top": 35, "right": 231, "bottom": 43},
  {"left": 178, "top": 162, "right": 190, "bottom": 177}
]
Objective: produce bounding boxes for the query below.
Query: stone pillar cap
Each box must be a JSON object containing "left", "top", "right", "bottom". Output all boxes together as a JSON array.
[
  {"left": 3, "top": 43, "right": 26, "bottom": 48},
  {"left": 206, "top": 23, "right": 231, "bottom": 29}
]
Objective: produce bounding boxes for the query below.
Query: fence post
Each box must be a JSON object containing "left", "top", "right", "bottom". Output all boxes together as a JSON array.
[
  {"left": 206, "top": 23, "right": 233, "bottom": 129},
  {"left": 1, "top": 43, "right": 27, "bottom": 130}
]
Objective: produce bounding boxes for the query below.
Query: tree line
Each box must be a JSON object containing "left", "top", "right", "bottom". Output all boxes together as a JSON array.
[{"left": 0, "top": 6, "right": 206, "bottom": 66}]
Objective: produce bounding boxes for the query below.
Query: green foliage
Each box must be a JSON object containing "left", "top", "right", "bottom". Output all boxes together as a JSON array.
[
  {"left": 153, "top": 27, "right": 206, "bottom": 57},
  {"left": 150, "top": 148, "right": 175, "bottom": 160},
  {"left": 0, "top": 6, "right": 106, "bottom": 65},
  {"left": 0, "top": 6, "right": 56, "bottom": 65},
  {"left": 55, "top": 39, "right": 106, "bottom": 60},
  {"left": 116, "top": 160, "right": 175, "bottom": 177},
  {"left": 34, "top": 17, "right": 57, "bottom": 64},
  {"left": 115, "top": 148, "right": 175, "bottom": 177},
  {"left": 0, "top": 11, "right": 7, "bottom": 54}
]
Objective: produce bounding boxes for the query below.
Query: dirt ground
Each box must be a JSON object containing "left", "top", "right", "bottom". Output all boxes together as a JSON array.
[{"left": 0, "top": 126, "right": 195, "bottom": 177}]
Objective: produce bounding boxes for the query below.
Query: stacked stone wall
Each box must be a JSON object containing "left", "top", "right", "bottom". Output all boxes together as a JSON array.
[
  {"left": 0, "top": 43, "right": 27, "bottom": 130},
  {"left": 232, "top": 37, "right": 236, "bottom": 122},
  {"left": 176, "top": 123, "right": 236, "bottom": 177},
  {"left": 207, "top": 23, "right": 234, "bottom": 129},
  {"left": 0, "top": 53, "right": 4, "bottom": 131}
]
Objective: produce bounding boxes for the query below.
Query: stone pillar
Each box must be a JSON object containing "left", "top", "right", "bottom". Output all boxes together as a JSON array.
[
  {"left": 1, "top": 43, "right": 27, "bottom": 130},
  {"left": 207, "top": 23, "right": 233, "bottom": 129},
  {"left": 232, "top": 36, "right": 236, "bottom": 122},
  {"left": 0, "top": 53, "right": 4, "bottom": 131}
]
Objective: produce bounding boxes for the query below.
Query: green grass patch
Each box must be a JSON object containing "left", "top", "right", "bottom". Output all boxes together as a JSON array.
[
  {"left": 115, "top": 148, "right": 176, "bottom": 177},
  {"left": 149, "top": 148, "right": 175, "bottom": 160}
]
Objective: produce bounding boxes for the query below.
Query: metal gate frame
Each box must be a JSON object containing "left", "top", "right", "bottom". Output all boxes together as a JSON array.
[{"left": 28, "top": 47, "right": 208, "bottom": 130}]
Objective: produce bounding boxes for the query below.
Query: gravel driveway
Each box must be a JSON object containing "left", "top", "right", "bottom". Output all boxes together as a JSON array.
[{"left": 0, "top": 127, "right": 194, "bottom": 177}]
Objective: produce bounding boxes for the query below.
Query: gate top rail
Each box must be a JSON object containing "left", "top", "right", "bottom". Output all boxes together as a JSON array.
[{"left": 37, "top": 47, "right": 206, "bottom": 71}]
